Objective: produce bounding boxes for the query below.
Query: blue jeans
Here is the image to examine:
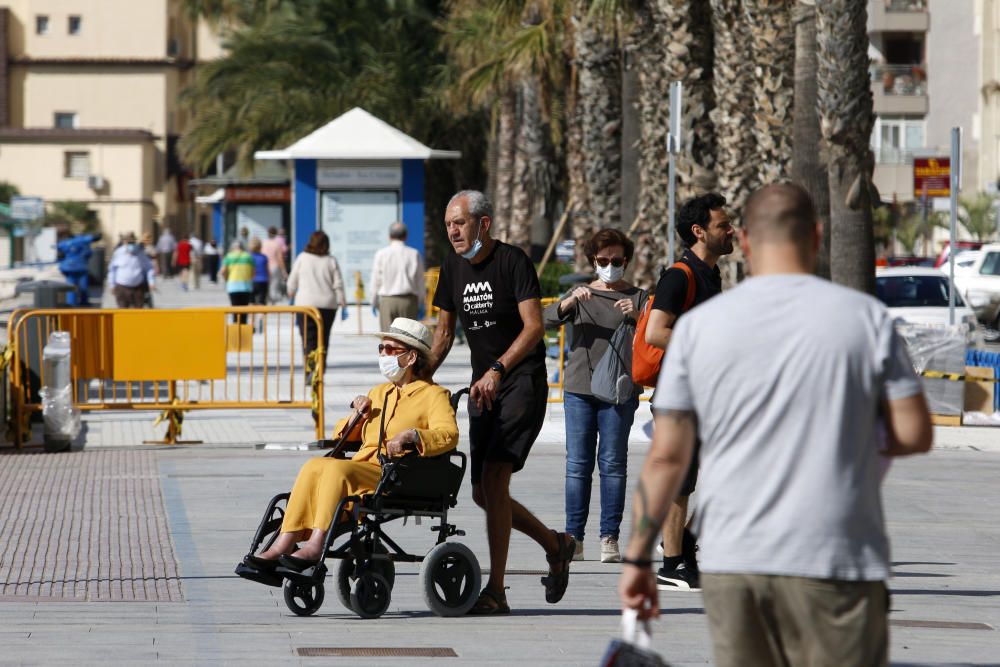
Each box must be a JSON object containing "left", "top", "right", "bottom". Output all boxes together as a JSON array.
[{"left": 564, "top": 391, "right": 639, "bottom": 542}]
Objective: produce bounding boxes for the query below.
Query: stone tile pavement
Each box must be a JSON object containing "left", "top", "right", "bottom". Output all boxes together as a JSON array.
[{"left": 0, "top": 274, "right": 997, "bottom": 664}]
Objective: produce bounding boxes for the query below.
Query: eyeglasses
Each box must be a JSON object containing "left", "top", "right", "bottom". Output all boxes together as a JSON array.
[
  {"left": 378, "top": 343, "right": 410, "bottom": 356},
  {"left": 594, "top": 257, "right": 626, "bottom": 268}
]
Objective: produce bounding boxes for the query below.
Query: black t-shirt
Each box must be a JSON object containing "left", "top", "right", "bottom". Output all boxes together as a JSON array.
[
  {"left": 652, "top": 248, "right": 723, "bottom": 316},
  {"left": 433, "top": 241, "right": 546, "bottom": 381}
]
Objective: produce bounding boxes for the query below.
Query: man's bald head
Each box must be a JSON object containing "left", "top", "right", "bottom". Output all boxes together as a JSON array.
[
  {"left": 388, "top": 222, "right": 408, "bottom": 241},
  {"left": 743, "top": 183, "right": 818, "bottom": 247}
]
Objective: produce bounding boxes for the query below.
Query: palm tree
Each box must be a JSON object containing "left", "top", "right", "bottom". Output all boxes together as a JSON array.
[
  {"left": 959, "top": 193, "right": 999, "bottom": 242},
  {"left": 816, "top": 0, "right": 877, "bottom": 294},
  {"left": 791, "top": 0, "right": 831, "bottom": 278}
]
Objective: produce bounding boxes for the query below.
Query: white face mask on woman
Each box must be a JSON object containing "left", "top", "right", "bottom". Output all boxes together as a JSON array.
[
  {"left": 595, "top": 263, "right": 625, "bottom": 284},
  {"left": 379, "top": 353, "right": 409, "bottom": 382}
]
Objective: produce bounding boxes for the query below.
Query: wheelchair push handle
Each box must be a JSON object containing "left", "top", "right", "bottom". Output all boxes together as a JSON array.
[{"left": 449, "top": 386, "right": 470, "bottom": 412}]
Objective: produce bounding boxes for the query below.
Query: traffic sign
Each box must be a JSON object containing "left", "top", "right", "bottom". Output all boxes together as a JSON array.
[
  {"left": 10, "top": 196, "right": 44, "bottom": 221},
  {"left": 913, "top": 157, "right": 950, "bottom": 198}
]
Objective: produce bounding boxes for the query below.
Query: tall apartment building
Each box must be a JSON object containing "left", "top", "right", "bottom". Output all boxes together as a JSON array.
[
  {"left": 869, "top": 0, "right": 986, "bottom": 205},
  {"left": 0, "top": 1, "right": 221, "bottom": 242}
]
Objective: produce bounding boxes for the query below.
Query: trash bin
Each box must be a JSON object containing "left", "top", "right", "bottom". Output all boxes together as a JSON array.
[
  {"left": 88, "top": 245, "right": 106, "bottom": 287},
  {"left": 11, "top": 280, "right": 77, "bottom": 413},
  {"left": 15, "top": 280, "right": 77, "bottom": 308}
]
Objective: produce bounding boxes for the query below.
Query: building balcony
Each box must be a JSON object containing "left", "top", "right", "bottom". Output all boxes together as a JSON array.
[
  {"left": 873, "top": 161, "right": 915, "bottom": 203},
  {"left": 869, "top": 0, "right": 929, "bottom": 33},
  {"left": 871, "top": 64, "right": 929, "bottom": 115}
]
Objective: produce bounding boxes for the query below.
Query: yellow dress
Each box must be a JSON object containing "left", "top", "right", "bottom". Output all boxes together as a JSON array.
[{"left": 280, "top": 380, "right": 459, "bottom": 533}]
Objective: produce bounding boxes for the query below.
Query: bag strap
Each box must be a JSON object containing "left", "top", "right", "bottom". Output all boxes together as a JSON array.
[
  {"left": 376, "top": 391, "right": 390, "bottom": 465},
  {"left": 670, "top": 261, "right": 697, "bottom": 313}
]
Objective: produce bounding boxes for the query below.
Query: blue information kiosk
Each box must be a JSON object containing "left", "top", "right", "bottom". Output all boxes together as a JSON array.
[{"left": 255, "top": 108, "right": 459, "bottom": 303}]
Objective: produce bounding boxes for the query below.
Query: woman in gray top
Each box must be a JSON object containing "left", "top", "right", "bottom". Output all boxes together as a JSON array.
[{"left": 543, "top": 229, "right": 647, "bottom": 564}]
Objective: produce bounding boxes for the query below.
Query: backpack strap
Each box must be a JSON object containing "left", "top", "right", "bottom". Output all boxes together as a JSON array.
[{"left": 670, "top": 261, "right": 697, "bottom": 313}]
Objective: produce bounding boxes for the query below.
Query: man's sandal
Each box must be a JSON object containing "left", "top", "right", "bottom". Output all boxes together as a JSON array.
[
  {"left": 541, "top": 531, "right": 576, "bottom": 604},
  {"left": 467, "top": 588, "right": 511, "bottom": 615}
]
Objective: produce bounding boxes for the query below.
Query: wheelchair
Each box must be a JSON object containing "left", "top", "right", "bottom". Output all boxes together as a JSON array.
[{"left": 235, "top": 388, "right": 481, "bottom": 619}]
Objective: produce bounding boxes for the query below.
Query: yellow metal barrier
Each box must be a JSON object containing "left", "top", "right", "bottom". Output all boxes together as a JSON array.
[
  {"left": 541, "top": 297, "right": 566, "bottom": 403},
  {"left": 6, "top": 306, "right": 326, "bottom": 447},
  {"left": 424, "top": 267, "right": 440, "bottom": 323}
]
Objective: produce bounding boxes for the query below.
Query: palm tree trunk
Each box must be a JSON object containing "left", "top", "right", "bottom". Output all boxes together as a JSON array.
[
  {"left": 509, "top": 77, "right": 550, "bottom": 253},
  {"left": 817, "top": 0, "right": 877, "bottom": 294},
  {"left": 745, "top": 0, "right": 794, "bottom": 185},
  {"left": 494, "top": 88, "right": 518, "bottom": 243},
  {"left": 630, "top": 0, "right": 717, "bottom": 288},
  {"left": 791, "top": 0, "right": 831, "bottom": 279}
]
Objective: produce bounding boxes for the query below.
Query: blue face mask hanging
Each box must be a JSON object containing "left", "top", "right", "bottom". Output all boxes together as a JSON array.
[{"left": 460, "top": 220, "right": 483, "bottom": 260}]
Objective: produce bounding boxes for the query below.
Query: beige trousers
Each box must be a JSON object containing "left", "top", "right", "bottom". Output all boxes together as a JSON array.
[
  {"left": 701, "top": 573, "right": 888, "bottom": 667},
  {"left": 377, "top": 294, "right": 419, "bottom": 331}
]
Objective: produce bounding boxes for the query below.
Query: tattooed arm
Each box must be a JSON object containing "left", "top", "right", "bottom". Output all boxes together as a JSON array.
[{"left": 619, "top": 408, "right": 697, "bottom": 618}]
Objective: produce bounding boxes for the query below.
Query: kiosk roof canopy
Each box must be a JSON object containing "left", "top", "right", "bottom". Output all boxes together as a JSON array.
[{"left": 255, "top": 107, "right": 461, "bottom": 161}]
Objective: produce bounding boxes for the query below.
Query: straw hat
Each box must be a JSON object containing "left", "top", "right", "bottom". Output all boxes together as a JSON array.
[{"left": 373, "top": 317, "right": 433, "bottom": 356}]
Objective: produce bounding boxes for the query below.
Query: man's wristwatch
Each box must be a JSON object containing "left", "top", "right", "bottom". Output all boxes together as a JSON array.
[{"left": 489, "top": 361, "right": 506, "bottom": 377}]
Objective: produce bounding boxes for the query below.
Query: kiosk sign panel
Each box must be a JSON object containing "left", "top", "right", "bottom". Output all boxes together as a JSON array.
[
  {"left": 913, "top": 157, "right": 950, "bottom": 198},
  {"left": 320, "top": 191, "right": 399, "bottom": 303}
]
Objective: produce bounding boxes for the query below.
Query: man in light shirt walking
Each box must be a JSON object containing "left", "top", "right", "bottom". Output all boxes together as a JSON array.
[
  {"left": 371, "top": 222, "right": 425, "bottom": 330},
  {"left": 108, "top": 232, "right": 156, "bottom": 308}
]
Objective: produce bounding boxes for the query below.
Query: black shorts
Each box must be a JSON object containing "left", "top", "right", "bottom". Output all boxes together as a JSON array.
[
  {"left": 679, "top": 438, "right": 701, "bottom": 496},
  {"left": 468, "top": 369, "right": 548, "bottom": 485}
]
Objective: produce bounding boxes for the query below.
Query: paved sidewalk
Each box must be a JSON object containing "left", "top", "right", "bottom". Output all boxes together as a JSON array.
[{"left": 0, "top": 275, "right": 996, "bottom": 664}]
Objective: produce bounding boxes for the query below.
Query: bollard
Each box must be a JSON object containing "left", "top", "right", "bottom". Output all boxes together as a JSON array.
[{"left": 40, "top": 331, "right": 80, "bottom": 452}]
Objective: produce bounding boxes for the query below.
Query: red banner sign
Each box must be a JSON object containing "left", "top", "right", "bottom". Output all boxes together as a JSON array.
[
  {"left": 913, "top": 157, "right": 950, "bottom": 198},
  {"left": 224, "top": 186, "right": 290, "bottom": 203}
]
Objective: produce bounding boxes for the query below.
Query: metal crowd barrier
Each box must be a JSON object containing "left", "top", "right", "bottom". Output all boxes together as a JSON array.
[
  {"left": 541, "top": 297, "right": 566, "bottom": 402},
  {"left": 5, "top": 306, "right": 326, "bottom": 447}
]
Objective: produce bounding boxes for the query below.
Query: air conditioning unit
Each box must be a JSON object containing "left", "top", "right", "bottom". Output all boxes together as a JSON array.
[{"left": 87, "top": 174, "right": 105, "bottom": 191}]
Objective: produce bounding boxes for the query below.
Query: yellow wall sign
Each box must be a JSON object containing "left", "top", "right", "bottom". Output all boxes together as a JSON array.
[
  {"left": 913, "top": 157, "right": 951, "bottom": 198},
  {"left": 111, "top": 311, "right": 227, "bottom": 381}
]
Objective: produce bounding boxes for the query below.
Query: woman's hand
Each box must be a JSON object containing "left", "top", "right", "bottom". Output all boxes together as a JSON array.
[
  {"left": 615, "top": 297, "right": 635, "bottom": 316},
  {"left": 558, "top": 285, "right": 591, "bottom": 317},
  {"left": 351, "top": 395, "right": 372, "bottom": 416},
  {"left": 384, "top": 429, "right": 417, "bottom": 457}
]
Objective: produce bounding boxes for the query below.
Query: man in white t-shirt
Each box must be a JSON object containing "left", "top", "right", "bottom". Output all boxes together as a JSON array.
[{"left": 619, "top": 183, "right": 933, "bottom": 666}]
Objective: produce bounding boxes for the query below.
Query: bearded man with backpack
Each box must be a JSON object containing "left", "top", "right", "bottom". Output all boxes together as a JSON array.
[{"left": 633, "top": 192, "right": 734, "bottom": 591}]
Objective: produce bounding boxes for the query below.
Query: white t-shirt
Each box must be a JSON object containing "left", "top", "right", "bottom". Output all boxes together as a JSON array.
[{"left": 653, "top": 274, "right": 923, "bottom": 581}]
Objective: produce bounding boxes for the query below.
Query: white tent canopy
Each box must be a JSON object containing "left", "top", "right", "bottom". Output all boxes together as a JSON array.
[{"left": 254, "top": 107, "right": 460, "bottom": 161}]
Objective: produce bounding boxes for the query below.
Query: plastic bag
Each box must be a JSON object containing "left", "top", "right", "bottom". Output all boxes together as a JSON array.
[
  {"left": 591, "top": 319, "right": 638, "bottom": 405},
  {"left": 600, "top": 609, "right": 671, "bottom": 667},
  {"left": 39, "top": 385, "right": 81, "bottom": 440}
]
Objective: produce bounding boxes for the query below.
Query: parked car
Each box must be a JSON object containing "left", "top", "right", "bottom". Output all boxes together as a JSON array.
[
  {"left": 952, "top": 243, "right": 1000, "bottom": 342},
  {"left": 934, "top": 241, "right": 984, "bottom": 269},
  {"left": 875, "top": 267, "right": 980, "bottom": 344}
]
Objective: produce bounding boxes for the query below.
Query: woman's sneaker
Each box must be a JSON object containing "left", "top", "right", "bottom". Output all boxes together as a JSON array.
[
  {"left": 572, "top": 538, "right": 584, "bottom": 561},
  {"left": 656, "top": 562, "right": 700, "bottom": 591},
  {"left": 600, "top": 536, "right": 622, "bottom": 563}
]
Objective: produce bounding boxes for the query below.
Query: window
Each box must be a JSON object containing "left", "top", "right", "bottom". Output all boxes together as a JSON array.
[
  {"left": 871, "top": 116, "right": 925, "bottom": 163},
  {"left": 35, "top": 15, "right": 49, "bottom": 35},
  {"left": 876, "top": 275, "right": 963, "bottom": 308},
  {"left": 68, "top": 15, "right": 81, "bottom": 35},
  {"left": 981, "top": 252, "right": 1000, "bottom": 276},
  {"left": 64, "top": 152, "right": 90, "bottom": 179},
  {"left": 54, "top": 112, "right": 78, "bottom": 129}
]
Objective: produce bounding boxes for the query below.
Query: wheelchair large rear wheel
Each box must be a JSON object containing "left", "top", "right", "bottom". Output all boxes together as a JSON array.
[
  {"left": 335, "top": 545, "right": 396, "bottom": 613},
  {"left": 283, "top": 579, "right": 325, "bottom": 616},
  {"left": 350, "top": 572, "right": 392, "bottom": 619},
  {"left": 420, "top": 541, "right": 481, "bottom": 617}
]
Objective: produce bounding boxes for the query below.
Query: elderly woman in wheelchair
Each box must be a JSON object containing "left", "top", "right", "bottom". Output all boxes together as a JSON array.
[{"left": 236, "top": 318, "right": 481, "bottom": 618}]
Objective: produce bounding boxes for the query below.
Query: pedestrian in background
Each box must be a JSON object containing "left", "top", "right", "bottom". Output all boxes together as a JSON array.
[
  {"left": 155, "top": 227, "right": 176, "bottom": 277},
  {"left": 642, "top": 192, "right": 734, "bottom": 591},
  {"left": 188, "top": 232, "right": 203, "bottom": 290},
  {"left": 173, "top": 235, "right": 192, "bottom": 290},
  {"left": 249, "top": 237, "right": 270, "bottom": 311},
  {"left": 220, "top": 240, "right": 254, "bottom": 323},
  {"left": 108, "top": 232, "right": 155, "bottom": 308},
  {"left": 543, "top": 228, "right": 646, "bottom": 563},
  {"left": 261, "top": 226, "right": 288, "bottom": 303},
  {"left": 619, "top": 183, "right": 933, "bottom": 667},
  {"left": 203, "top": 240, "right": 220, "bottom": 283},
  {"left": 287, "top": 230, "right": 347, "bottom": 378},
  {"left": 371, "top": 222, "right": 425, "bottom": 330}
]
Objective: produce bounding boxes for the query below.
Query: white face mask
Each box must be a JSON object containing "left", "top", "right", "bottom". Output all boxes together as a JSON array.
[
  {"left": 379, "top": 353, "right": 408, "bottom": 382},
  {"left": 595, "top": 263, "right": 625, "bottom": 284},
  {"left": 460, "top": 220, "right": 484, "bottom": 260}
]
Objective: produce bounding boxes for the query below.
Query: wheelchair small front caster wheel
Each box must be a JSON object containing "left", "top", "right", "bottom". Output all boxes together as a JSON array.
[
  {"left": 283, "top": 579, "right": 325, "bottom": 616},
  {"left": 350, "top": 572, "right": 391, "bottom": 619},
  {"left": 420, "top": 541, "right": 481, "bottom": 617}
]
